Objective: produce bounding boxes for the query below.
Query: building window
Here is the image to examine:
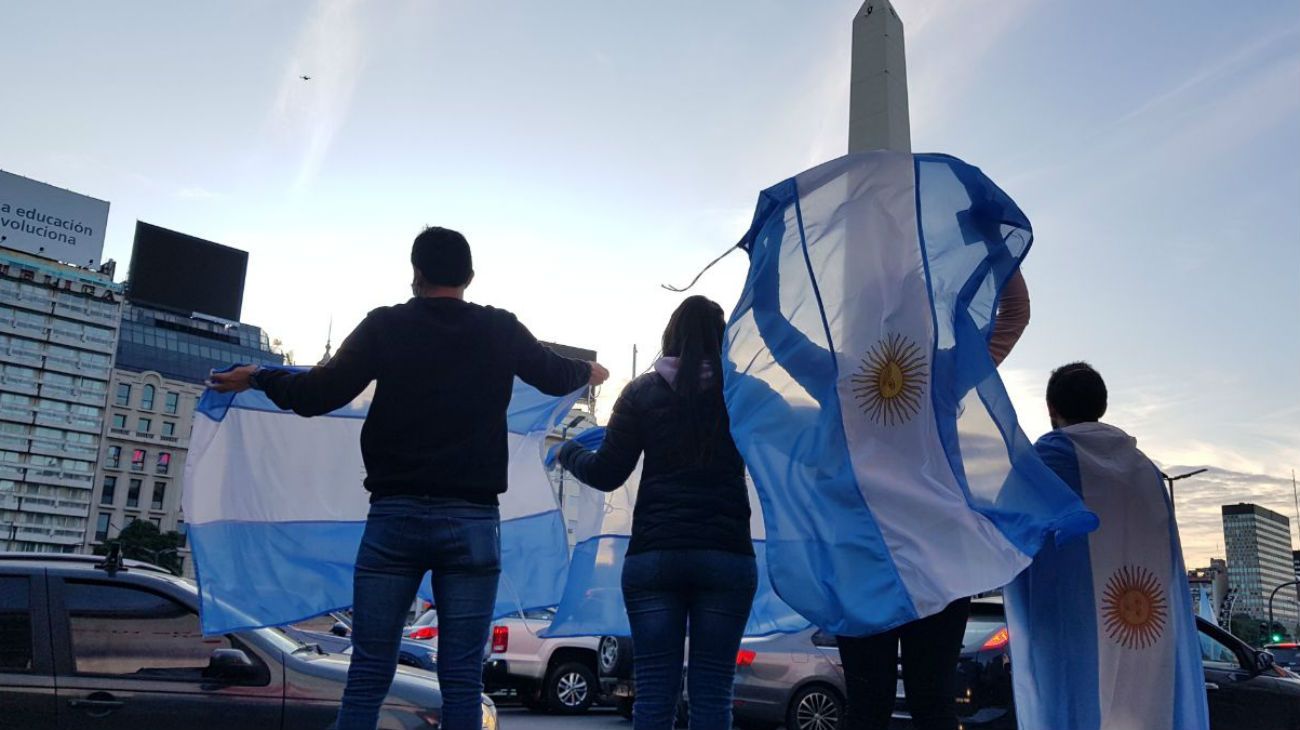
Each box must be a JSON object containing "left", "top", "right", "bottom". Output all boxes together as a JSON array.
[
  {"left": 130, "top": 449, "right": 145, "bottom": 472},
  {"left": 164, "top": 392, "right": 179, "bottom": 415},
  {"left": 156, "top": 452, "right": 171, "bottom": 475},
  {"left": 115, "top": 383, "right": 130, "bottom": 407},
  {"left": 106, "top": 446, "right": 121, "bottom": 469},
  {"left": 140, "top": 385, "right": 155, "bottom": 411},
  {"left": 150, "top": 482, "right": 165, "bottom": 511},
  {"left": 136, "top": 418, "right": 151, "bottom": 435},
  {"left": 149, "top": 517, "right": 161, "bottom": 529},
  {"left": 112, "top": 414, "right": 126, "bottom": 430},
  {"left": 94, "top": 513, "right": 110, "bottom": 542},
  {"left": 162, "top": 421, "right": 176, "bottom": 437},
  {"left": 100, "top": 476, "right": 116, "bottom": 506},
  {"left": 176, "top": 520, "right": 187, "bottom": 547},
  {"left": 126, "top": 479, "right": 141, "bottom": 508}
]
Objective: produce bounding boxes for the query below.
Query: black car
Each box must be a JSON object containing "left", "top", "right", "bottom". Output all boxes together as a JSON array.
[
  {"left": 0, "top": 552, "right": 498, "bottom": 729},
  {"left": 891, "top": 599, "right": 1300, "bottom": 730},
  {"left": 282, "top": 611, "right": 439, "bottom": 673}
]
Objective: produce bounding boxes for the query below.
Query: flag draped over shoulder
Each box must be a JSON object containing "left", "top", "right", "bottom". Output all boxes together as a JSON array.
[
  {"left": 542, "top": 427, "right": 811, "bottom": 638},
  {"left": 1004, "top": 423, "right": 1210, "bottom": 730},
  {"left": 722, "top": 151, "right": 1098, "bottom": 636},
  {"left": 182, "top": 376, "right": 580, "bottom": 635}
]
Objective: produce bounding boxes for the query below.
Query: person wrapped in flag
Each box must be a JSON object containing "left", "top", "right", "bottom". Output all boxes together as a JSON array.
[
  {"left": 722, "top": 150, "right": 1099, "bottom": 727},
  {"left": 1004, "top": 363, "right": 1210, "bottom": 730}
]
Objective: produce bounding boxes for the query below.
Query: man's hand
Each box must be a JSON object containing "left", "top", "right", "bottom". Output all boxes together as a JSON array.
[
  {"left": 588, "top": 362, "right": 610, "bottom": 387},
  {"left": 209, "top": 364, "right": 259, "bottom": 393}
]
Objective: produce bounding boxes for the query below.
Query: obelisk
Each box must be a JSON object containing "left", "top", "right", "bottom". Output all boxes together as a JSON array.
[{"left": 848, "top": 1, "right": 911, "bottom": 153}]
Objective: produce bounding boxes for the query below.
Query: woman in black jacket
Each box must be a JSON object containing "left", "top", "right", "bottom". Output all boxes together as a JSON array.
[{"left": 558, "top": 295, "right": 755, "bottom": 730}]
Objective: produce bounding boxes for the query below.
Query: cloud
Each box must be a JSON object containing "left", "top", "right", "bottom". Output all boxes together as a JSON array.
[
  {"left": 268, "top": 0, "right": 369, "bottom": 192},
  {"left": 175, "top": 186, "right": 222, "bottom": 201}
]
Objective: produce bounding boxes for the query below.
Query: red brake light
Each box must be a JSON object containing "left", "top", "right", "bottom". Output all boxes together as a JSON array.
[
  {"left": 409, "top": 626, "right": 438, "bottom": 640},
  {"left": 736, "top": 649, "right": 756, "bottom": 667},
  {"left": 492, "top": 625, "right": 509, "bottom": 653},
  {"left": 981, "top": 627, "right": 1010, "bottom": 652}
]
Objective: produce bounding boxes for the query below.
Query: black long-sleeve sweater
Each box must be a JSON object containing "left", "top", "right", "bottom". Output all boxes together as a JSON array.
[
  {"left": 252, "top": 297, "right": 591, "bottom": 505},
  {"left": 558, "top": 370, "right": 753, "bottom": 557}
]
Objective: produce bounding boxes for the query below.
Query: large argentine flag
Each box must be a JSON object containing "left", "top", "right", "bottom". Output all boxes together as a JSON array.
[
  {"left": 541, "top": 428, "right": 811, "bottom": 638},
  {"left": 183, "top": 376, "right": 581, "bottom": 635},
  {"left": 1004, "top": 424, "right": 1210, "bottom": 730},
  {"left": 723, "top": 151, "right": 1098, "bottom": 636}
]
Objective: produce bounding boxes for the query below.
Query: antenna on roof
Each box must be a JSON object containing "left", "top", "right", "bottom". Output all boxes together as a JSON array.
[{"left": 94, "top": 542, "right": 126, "bottom": 576}]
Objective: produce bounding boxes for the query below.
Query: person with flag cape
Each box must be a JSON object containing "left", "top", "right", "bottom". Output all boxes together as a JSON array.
[{"left": 1004, "top": 363, "right": 1210, "bottom": 730}]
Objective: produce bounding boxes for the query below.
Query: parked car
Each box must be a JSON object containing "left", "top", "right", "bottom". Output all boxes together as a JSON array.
[
  {"left": 595, "top": 634, "right": 690, "bottom": 728},
  {"left": 722, "top": 595, "right": 1300, "bottom": 730},
  {"left": 284, "top": 611, "right": 439, "bottom": 672},
  {"left": 1266, "top": 643, "right": 1300, "bottom": 671},
  {"left": 0, "top": 551, "right": 498, "bottom": 730},
  {"left": 482, "top": 607, "right": 603, "bottom": 713}
]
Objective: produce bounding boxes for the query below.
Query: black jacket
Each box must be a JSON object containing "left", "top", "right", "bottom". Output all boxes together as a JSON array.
[
  {"left": 558, "top": 370, "right": 752, "bottom": 557},
  {"left": 253, "top": 297, "right": 591, "bottom": 505}
]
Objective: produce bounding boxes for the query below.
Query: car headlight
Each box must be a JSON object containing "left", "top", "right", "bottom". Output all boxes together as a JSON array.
[{"left": 482, "top": 698, "right": 498, "bottom": 730}]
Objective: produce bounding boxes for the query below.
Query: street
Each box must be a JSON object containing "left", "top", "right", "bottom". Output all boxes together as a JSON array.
[{"left": 498, "top": 706, "right": 630, "bottom": 730}]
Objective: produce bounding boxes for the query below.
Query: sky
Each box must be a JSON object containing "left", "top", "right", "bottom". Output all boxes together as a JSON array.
[{"left": 0, "top": 0, "right": 1296, "bottom": 569}]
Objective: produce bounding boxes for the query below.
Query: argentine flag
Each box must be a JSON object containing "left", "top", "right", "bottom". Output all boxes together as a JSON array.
[
  {"left": 541, "top": 428, "right": 811, "bottom": 638},
  {"left": 723, "top": 151, "right": 1098, "bottom": 636},
  {"left": 182, "top": 375, "right": 581, "bottom": 635},
  {"left": 1004, "top": 423, "right": 1210, "bottom": 730}
]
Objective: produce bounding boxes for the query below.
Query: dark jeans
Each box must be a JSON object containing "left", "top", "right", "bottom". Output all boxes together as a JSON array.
[
  {"left": 836, "top": 597, "right": 971, "bottom": 730},
  {"left": 336, "top": 496, "right": 501, "bottom": 730},
  {"left": 622, "top": 549, "right": 757, "bottom": 730}
]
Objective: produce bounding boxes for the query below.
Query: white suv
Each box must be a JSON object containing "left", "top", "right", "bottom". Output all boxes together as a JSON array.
[{"left": 482, "top": 608, "right": 602, "bottom": 713}]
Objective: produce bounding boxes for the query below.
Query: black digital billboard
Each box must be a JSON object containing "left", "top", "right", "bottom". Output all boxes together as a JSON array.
[{"left": 127, "top": 222, "right": 248, "bottom": 321}]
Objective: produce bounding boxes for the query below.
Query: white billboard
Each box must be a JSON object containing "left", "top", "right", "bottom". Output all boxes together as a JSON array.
[{"left": 0, "top": 169, "right": 109, "bottom": 268}]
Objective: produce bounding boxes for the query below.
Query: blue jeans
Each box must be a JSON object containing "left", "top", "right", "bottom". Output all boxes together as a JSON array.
[
  {"left": 622, "top": 549, "right": 757, "bottom": 730},
  {"left": 336, "top": 496, "right": 500, "bottom": 730}
]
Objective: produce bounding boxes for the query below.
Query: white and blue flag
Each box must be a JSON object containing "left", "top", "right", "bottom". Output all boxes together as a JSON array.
[
  {"left": 1004, "top": 423, "right": 1210, "bottom": 730},
  {"left": 541, "top": 428, "right": 810, "bottom": 638},
  {"left": 182, "top": 376, "right": 581, "bottom": 635},
  {"left": 723, "top": 151, "right": 1098, "bottom": 636}
]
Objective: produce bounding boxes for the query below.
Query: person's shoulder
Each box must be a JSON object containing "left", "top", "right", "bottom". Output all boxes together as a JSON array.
[
  {"left": 1034, "top": 429, "right": 1080, "bottom": 467},
  {"left": 617, "top": 372, "right": 665, "bottom": 403}
]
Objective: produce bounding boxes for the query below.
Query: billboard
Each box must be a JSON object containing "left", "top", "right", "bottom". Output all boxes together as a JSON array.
[
  {"left": 128, "top": 222, "right": 248, "bottom": 321},
  {"left": 0, "top": 169, "right": 109, "bottom": 267}
]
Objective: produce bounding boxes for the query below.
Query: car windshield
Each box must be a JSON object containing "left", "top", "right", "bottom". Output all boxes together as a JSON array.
[
  {"left": 962, "top": 617, "right": 1005, "bottom": 651},
  {"left": 412, "top": 610, "right": 437, "bottom": 628}
]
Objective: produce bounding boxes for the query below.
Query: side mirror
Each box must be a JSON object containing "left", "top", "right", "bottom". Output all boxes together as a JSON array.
[
  {"left": 330, "top": 621, "right": 351, "bottom": 637},
  {"left": 1254, "top": 650, "right": 1277, "bottom": 675},
  {"left": 205, "top": 648, "right": 259, "bottom": 682}
]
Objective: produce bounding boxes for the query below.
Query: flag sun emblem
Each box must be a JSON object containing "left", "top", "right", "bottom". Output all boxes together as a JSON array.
[
  {"left": 851, "top": 334, "right": 928, "bottom": 425},
  {"left": 1101, "top": 565, "right": 1169, "bottom": 649}
]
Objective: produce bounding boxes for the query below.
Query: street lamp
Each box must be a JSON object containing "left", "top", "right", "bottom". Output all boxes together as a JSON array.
[
  {"left": 1161, "top": 468, "right": 1207, "bottom": 522},
  {"left": 1269, "top": 580, "right": 1299, "bottom": 644}
]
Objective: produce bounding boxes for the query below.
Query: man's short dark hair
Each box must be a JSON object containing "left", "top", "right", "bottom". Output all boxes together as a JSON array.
[
  {"left": 411, "top": 227, "right": 473, "bottom": 287},
  {"left": 1046, "top": 362, "right": 1107, "bottom": 424}
]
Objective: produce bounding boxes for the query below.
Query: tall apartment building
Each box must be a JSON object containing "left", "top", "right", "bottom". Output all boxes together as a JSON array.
[
  {"left": 0, "top": 247, "right": 122, "bottom": 552},
  {"left": 83, "top": 224, "right": 283, "bottom": 576},
  {"left": 1223, "top": 503, "right": 1299, "bottom": 628}
]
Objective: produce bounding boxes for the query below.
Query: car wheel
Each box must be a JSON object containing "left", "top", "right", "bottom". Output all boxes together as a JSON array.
[
  {"left": 599, "top": 636, "right": 634, "bottom": 678},
  {"left": 396, "top": 654, "right": 419, "bottom": 668},
  {"left": 786, "top": 684, "right": 843, "bottom": 730},
  {"left": 546, "top": 662, "right": 596, "bottom": 714}
]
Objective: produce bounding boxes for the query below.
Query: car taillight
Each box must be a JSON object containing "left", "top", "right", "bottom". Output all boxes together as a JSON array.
[
  {"left": 981, "top": 627, "right": 1010, "bottom": 652},
  {"left": 492, "top": 625, "right": 509, "bottom": 653},
  {"left": 409, "top": 626, "right": 438, "bottom": 640},
  {"left": 736, "top": 649, "right": 756, "bottom": 667}
]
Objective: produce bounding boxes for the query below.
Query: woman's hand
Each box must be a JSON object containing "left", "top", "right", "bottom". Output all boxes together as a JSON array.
[{"left": 209, "top": 364, "right": 259, "bottom": 393}]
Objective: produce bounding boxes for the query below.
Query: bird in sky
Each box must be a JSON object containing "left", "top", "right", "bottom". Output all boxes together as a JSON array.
[{"left": 300, "top": 75, "right": 312, "bottom": 81}]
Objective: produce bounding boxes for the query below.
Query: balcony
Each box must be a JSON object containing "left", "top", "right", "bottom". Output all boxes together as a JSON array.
[
  {"left": 109, "top": 427, "right": 130, "bottom": 436},
  {"left": 0, "top": 376, "right": 39, "bottom": 396},
  {"left": 39, "top": 355, "right": 82, "bottom": 376},
  {"left": 0, "top": 405, "right": 34, "bottom": 424},
  {"left": 0, "top": 319, "right": 48, "bottom": 340},
  {"left": 0, "top": 464, "right": 26, "bottom": 481},
  {"left": 15, "top": 495, "right": 90, "bottom": 518},
  {"left": 48, "top": 330, "right": 115, "bottom": 355},
  {"left": 11, "top": 525, "right": 84, "bottom": 547},
  {"left": 25, "top": 468, "right": 94, "bottom": 490},
  {"left": 29, "top": 439, "right": 97, "bottom": 460},
  {"left": 0, "top": 348, "right": 44, "bottom": 368}
]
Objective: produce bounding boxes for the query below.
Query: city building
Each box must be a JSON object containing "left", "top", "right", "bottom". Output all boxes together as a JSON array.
[
  {"left": 540, "top": 342, "right": 600, "bottom": 546},
  {"left": 1222, "top": 503, "right": 1299, "bottom": 628},
  {"left": 83, "top": 223, "right": 283, "bottom": 576},
  {"left": 1188, "top": 558, "right": 1230, "bottom": 625},
  {"left": 0, "top": 247, "right": 123, "bottom": 552}
]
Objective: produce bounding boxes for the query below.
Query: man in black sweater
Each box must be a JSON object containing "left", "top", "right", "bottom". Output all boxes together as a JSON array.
[{"left": 211, "top": 227, "right": 607, "bottom": 730}]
